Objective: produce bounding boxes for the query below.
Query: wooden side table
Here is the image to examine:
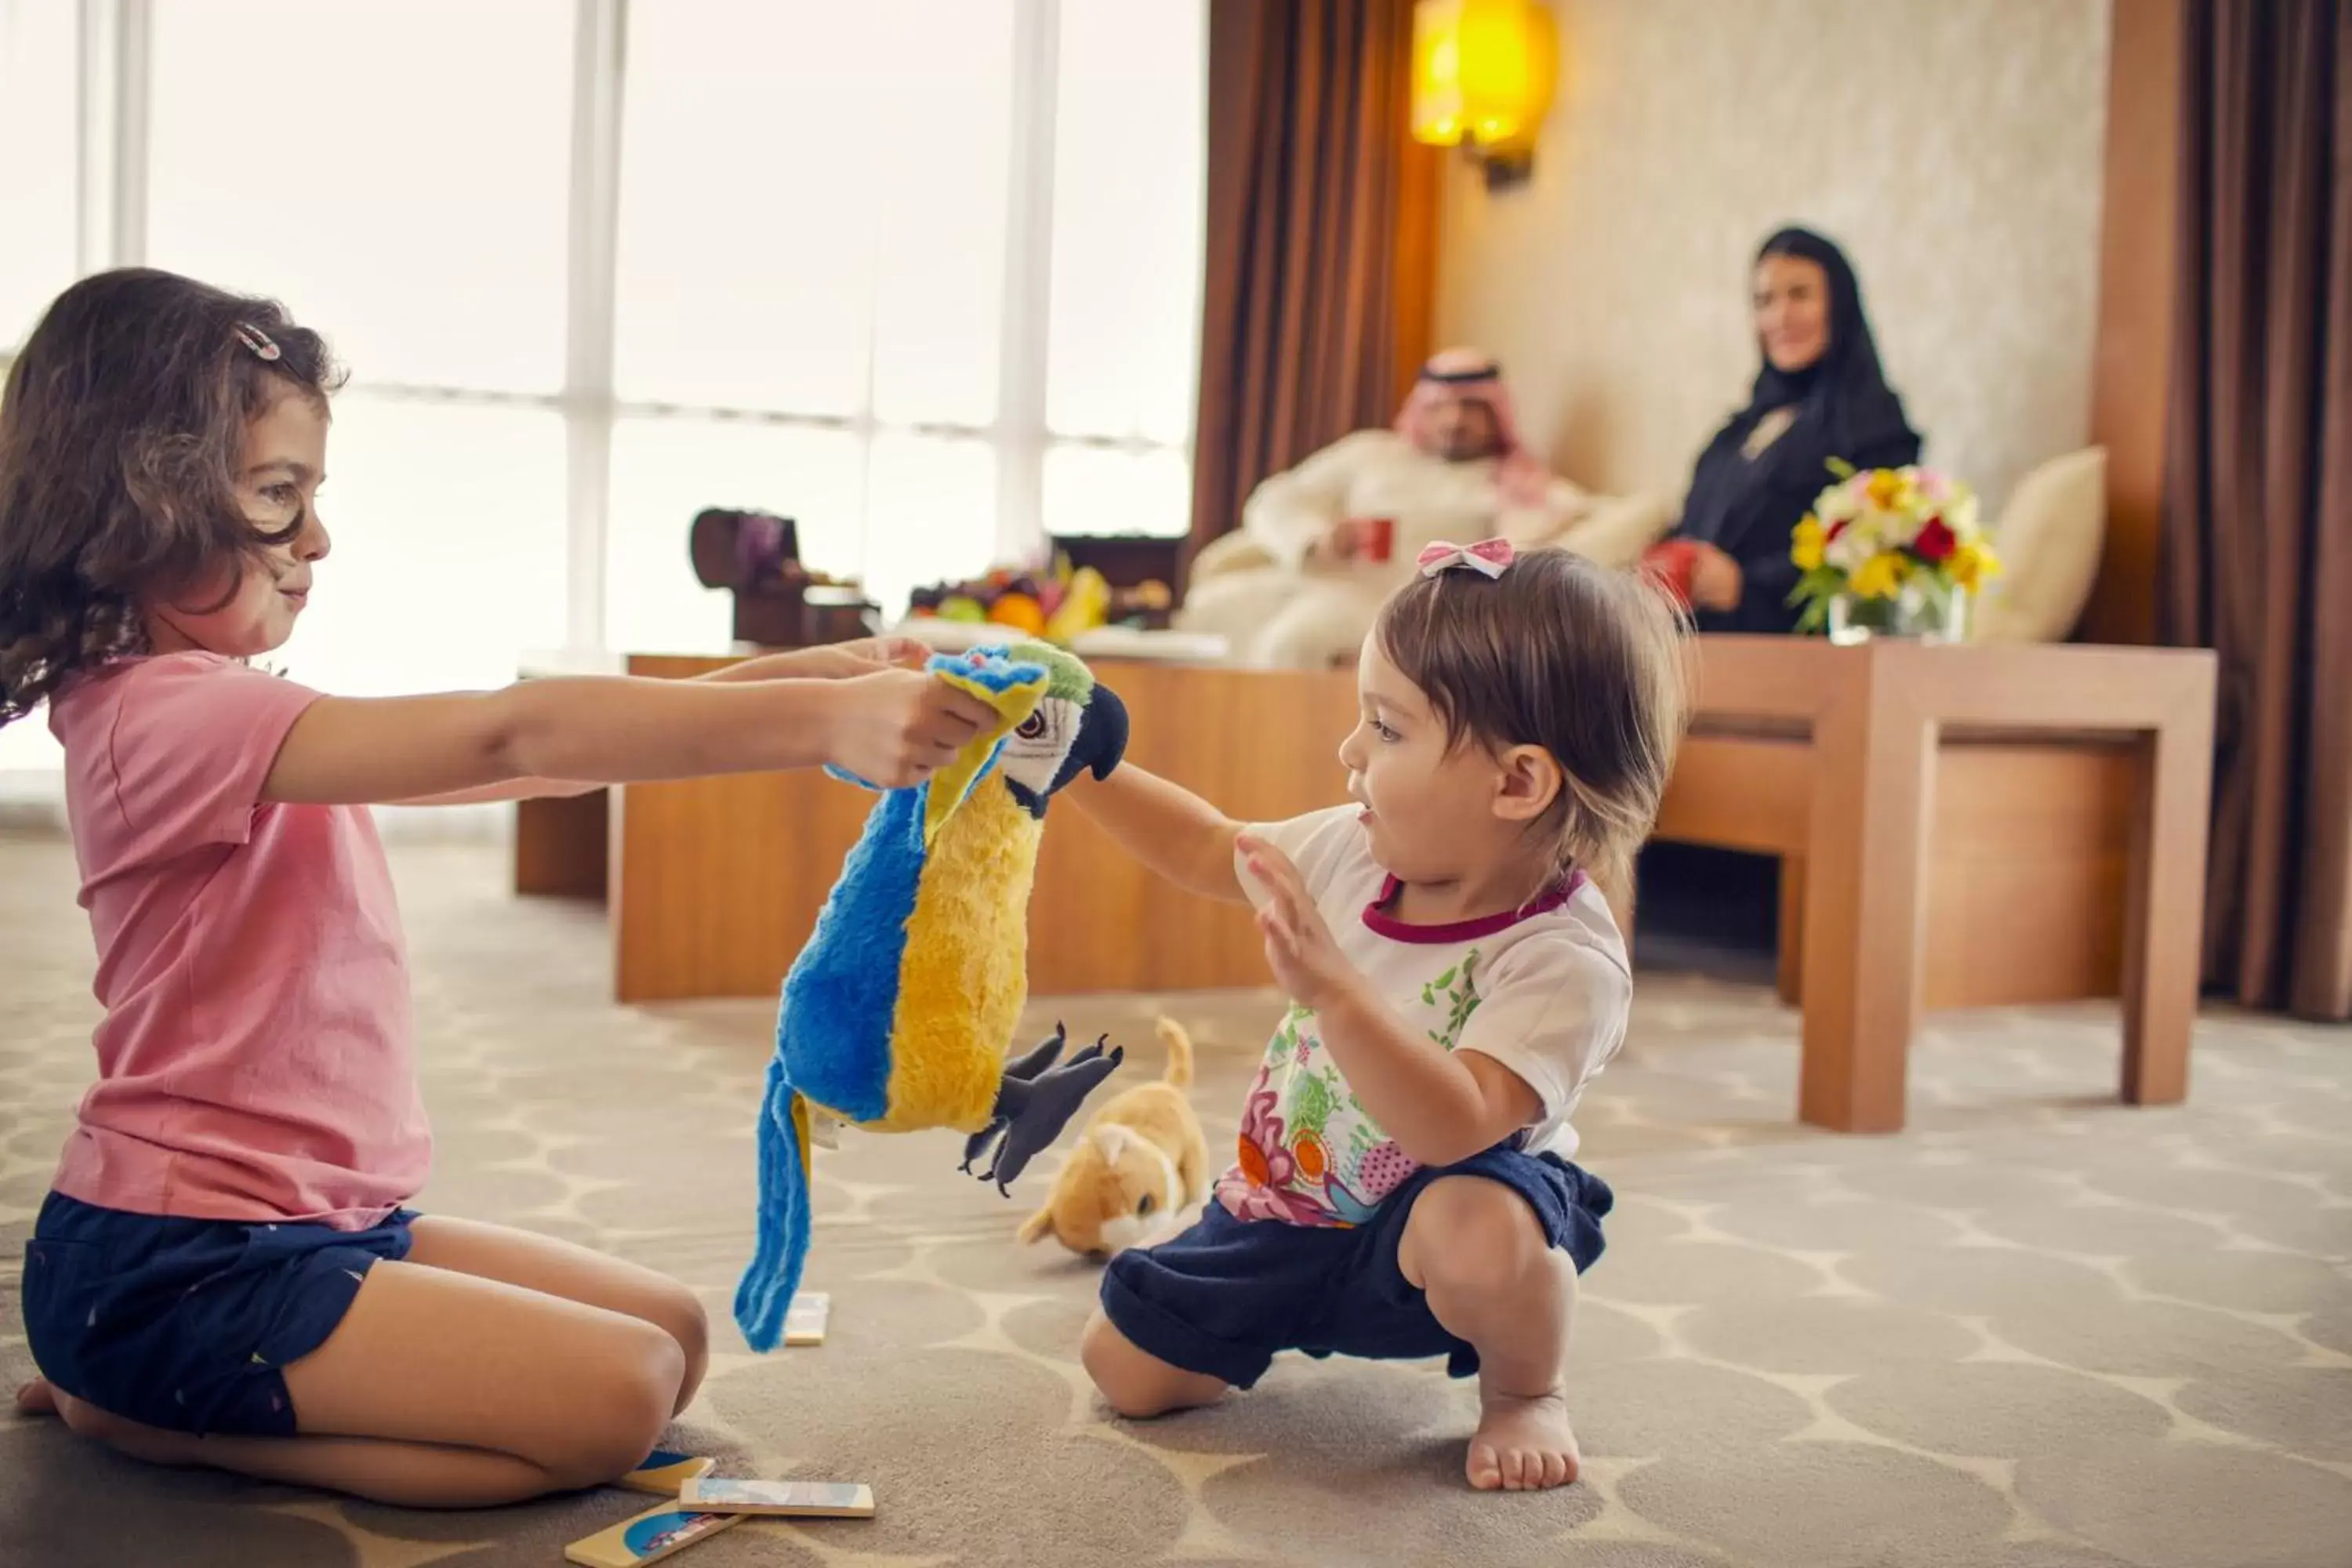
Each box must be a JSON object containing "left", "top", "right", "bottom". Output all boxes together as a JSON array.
[{"left": 1673, "top": 637, "right": 2217, "bottom": 1133}]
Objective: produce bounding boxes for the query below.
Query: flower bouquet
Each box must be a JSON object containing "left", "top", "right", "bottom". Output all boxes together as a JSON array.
[{"left": 1788, "top": 462, "right": 2001, "bottom": 642}]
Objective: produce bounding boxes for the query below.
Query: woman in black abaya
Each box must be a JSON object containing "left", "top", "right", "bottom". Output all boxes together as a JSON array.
[{"left": 1667, "top": 229, "right": 1923, "bottom": 633}]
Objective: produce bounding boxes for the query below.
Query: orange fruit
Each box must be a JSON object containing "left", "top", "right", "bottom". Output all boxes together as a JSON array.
[{"left": 988, "top": 593, "right": 1047, "bottom": 634}]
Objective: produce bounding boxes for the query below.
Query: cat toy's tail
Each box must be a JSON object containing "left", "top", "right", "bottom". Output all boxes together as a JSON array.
[{"left": 734, "top": 1056, "right": 813, "bottom": 1353}]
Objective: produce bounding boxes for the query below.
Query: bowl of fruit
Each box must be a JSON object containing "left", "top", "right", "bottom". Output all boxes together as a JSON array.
[{"left": 900, "top": 555, "right": 1174, "bottom": 650}]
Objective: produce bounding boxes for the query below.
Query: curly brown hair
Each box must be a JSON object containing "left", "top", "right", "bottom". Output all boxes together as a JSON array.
[
  {"left": 0, "top": 268, "right": 343, "bottom": 728},
  {"left": 1374, "top": 547, "right": 1690, "bottom": 891}
]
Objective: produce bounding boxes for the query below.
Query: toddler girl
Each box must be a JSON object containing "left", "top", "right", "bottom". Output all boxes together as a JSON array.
[{"left": 1065, "top": 539, "right": 1684, "bottom": 1492}]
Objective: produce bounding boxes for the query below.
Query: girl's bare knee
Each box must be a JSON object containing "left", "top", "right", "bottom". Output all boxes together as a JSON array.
[
  {"left": 652, "top": 1285, "right": 710, "bottom": 1413},
  {"left": 1408, "top": 1178, "right": 1548, "bottom": 1300},
  {"left": 1081, "top": 1313, "right": 1160, "bottom": 1417},
  {"left": 1081, "top": 1312, "right": 1217, "bottom": 1420},
  {"left": 543, "top": 1323, "right": 684, "bottom": 1489}
]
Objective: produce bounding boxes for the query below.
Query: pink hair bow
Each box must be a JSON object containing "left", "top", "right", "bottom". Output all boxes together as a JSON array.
[{"left": 1416, "top": 538, "right": 1515, "bottom": 580}]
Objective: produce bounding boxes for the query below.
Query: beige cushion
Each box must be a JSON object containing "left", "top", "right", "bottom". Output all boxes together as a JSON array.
[
  {"left": 1553, "top": 490, "right": 1675, "bottom": 570},
  {"left": 1971, "top": 447, "right": 2107, "bottom": 644}
]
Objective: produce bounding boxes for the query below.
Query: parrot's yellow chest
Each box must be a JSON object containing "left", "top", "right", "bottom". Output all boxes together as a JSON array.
[{"left": 871, "top": 783, "right": 1044, "bottom": 1134}]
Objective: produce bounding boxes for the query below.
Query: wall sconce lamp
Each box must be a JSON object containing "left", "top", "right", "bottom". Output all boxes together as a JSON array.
[{"left": 1410, "top": 0, "right": 1559, "bottom": 191}]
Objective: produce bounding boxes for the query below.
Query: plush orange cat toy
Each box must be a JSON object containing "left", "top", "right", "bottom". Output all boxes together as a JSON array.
[{"left": 1018, "top": 1018, "right": 1211, "bottom": 1258}]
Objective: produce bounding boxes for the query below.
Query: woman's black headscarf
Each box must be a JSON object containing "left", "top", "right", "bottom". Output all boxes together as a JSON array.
[{"left": 1677, "top": 227, "right": 1923, "bottom": 632}]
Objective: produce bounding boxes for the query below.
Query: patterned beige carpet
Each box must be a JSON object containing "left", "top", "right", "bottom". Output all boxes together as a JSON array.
[{"left": 2, "top": 834, "right": 2349, "bottom": 1568}]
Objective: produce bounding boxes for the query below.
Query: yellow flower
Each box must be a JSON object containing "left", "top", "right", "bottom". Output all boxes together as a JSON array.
[
  {"left": 1949, "top": 541, "right": 2003, "bottom": 592},
  {"left": 1791, "top": 514, "right": 1827, "bottom": 572},
  {"left": 1866, "top": 470, "right": 1906, "bottom": 509},
  {"left": 1851, "top": 552, "right": 1904, "bottom": 600}
]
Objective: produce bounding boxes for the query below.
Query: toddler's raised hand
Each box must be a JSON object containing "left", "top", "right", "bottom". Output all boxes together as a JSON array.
[{"left": 1239, "top": 834, "right": 1359, "bottom": 1011}]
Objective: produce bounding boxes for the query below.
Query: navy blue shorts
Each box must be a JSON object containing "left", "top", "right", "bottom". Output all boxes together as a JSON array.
[
  {"left": 20, "top": 1191, "right": 417, "bottom": 1439},
  {"left": 1101, "top": 1146, "right": 1611, "bottom": 1389}
]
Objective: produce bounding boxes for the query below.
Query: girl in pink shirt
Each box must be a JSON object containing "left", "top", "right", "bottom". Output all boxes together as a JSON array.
[{"left": 0, "top": 269, "right": 997, "bottom": 1507}]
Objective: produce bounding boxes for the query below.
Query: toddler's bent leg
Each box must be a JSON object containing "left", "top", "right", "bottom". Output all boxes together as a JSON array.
[
  {"left": 1081, "top": 1309, "right": 1229, "bottom": 1419},
  {"left": 1399, "top": 1175, "right": 1581, "bottom": 1493}
]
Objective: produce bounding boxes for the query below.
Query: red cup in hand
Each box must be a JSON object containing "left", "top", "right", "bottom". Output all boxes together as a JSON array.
[
  {"left": 1358, "top": 517, "right": 1396, "bottom": 564},
  {"left": 1641, "top": 539, "right": 1702, "bottom": 608}
]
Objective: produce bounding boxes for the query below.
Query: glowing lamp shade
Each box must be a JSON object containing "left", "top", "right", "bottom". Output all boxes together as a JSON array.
[{"left": 1410, "top": 0, "right": 1558, "bottom": 182}]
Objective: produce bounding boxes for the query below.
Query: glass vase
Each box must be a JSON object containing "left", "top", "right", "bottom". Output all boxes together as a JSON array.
[{"left": 1826, "top": 576, "right": 1969, "bottom": 645}]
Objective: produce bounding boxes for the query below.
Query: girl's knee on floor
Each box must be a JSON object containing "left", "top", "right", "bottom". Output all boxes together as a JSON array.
[
  {"left": 643, "top": 1278, "right": 710, "bottom": 1414},
  {"left": 1402, "top": 1175, "right": 1554, "bottom": 1299},
  {"left": 1080, "top": 1309, "right": 1225, "bottom": 1420},
  {"left": 538, "top": 1318, "right": 687, "bottom": 1490}
]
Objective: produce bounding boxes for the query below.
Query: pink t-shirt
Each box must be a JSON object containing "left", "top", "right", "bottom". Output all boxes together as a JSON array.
[{"left": 45, "top": 652, "right": 430, "bottom": 1229}]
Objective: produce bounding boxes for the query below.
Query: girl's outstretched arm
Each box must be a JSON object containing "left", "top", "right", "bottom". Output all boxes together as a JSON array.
[
  {"left": 263, "top": 667, "right": 995, "bottom": 807},
  {"left": 389, "top": 639, "right": 932, "bottom": 806}
]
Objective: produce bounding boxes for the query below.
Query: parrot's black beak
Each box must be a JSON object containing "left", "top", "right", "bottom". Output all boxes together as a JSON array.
[{"left": 1037, "top": 684, "right": 1129, "bottom": 808}]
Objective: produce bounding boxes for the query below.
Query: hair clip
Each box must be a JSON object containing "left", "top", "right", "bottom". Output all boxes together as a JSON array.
[
  {"left": 234, "top": 323, "right": 282, "bottom": 362},
  {"left": 1416, "top": 538, "right": 1515, "bottom": 580}
]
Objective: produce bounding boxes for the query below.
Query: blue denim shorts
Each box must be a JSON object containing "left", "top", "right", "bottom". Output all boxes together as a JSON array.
[
  {"left": 1102, "top": 1145, "right": 1611, "bottom": 1389},
  {"left": 20, "top": 1191, "right": 417, "bottom": 1438}
]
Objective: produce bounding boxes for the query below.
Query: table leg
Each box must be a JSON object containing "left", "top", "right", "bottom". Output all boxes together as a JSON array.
[
  {"left": 1798, "top": 687, "right": 1935, "bottom": 1133},
  {"left": 2119, "top": 708, "right": 2212, "bottom": 1103},
  {"left": 1777, "top": 856, "right": 1806, "bottom": 1007},
  {"left": 514, "top": 789, "right": 609, "bottom": 900}
]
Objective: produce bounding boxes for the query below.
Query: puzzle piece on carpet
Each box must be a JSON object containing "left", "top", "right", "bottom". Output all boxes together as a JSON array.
[
  {"left": 564, "top": 1502, "right": 742, "bottom": 1566},
  {"left": 680, "top": 1476, "right": 876, "bottom": 1518},
  {"left": 785, "top": 1291, "right": 830, "bottom": 1346}
]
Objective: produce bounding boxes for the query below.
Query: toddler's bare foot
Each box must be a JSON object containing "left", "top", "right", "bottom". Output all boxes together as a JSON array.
[
  {"left": 1467, "top": 1385, "right": 1579, "bottom": 1492},
  {"left": 13, "top": 1380, "right": 60, "bottom": 1418}
]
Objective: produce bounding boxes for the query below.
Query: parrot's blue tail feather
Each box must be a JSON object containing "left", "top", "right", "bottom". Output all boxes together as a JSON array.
[{"left": 734, "top": 1056, "right": 811, "bottom": 1353}]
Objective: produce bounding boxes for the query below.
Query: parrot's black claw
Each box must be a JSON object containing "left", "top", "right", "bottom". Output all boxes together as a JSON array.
[
  {"left": 983, "top": 1039, "right": 1126, "bottom": 1192},
  {"left": 1001, "top": 1023, "right": 1069, "bottom": 1085},
  {"left": 958, "top": 1121, "right": 1002, "bottom": 1174}
]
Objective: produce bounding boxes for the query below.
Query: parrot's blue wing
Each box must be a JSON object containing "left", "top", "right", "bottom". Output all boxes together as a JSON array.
[{"left": 778, "top": 785, "right": 927, "bottom": 1120}]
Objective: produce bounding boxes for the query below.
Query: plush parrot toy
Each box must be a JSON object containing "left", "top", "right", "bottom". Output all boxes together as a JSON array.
[{"left": 735, "top": 641, "right": 1131, "bottom": 1352}]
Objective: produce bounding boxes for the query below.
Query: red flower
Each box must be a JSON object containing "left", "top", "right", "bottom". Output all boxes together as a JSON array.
[
  {"left": 1915, "top": 517, "right": 1957, "bottom": 563},
  {"left": 1827, "top": 517, "right": 1849, "bottom": 541}
]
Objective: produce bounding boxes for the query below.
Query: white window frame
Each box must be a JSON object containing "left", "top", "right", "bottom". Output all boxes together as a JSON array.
[{"left": 11, "top": 0, "right": 1196, "bottom": 657}]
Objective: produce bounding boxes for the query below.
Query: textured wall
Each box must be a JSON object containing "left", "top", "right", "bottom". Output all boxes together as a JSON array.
[{"left": 1437, "top": 0, "right": 2111, "bottom": 517}]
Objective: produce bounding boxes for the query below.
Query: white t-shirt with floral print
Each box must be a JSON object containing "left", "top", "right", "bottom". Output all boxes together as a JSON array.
[{"left": 1214, "top": 805, "right": 1630, "bottom": 1229}]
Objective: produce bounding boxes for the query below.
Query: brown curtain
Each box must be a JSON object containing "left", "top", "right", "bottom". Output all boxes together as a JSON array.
[
  {"left": 1186, "top": 0, "right": 1440, "bottom": 579},
  {"left": 2160, "top": 0, "right": 2352, "bottom": 1019}
]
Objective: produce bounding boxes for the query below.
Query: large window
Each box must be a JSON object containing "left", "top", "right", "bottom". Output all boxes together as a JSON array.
[
  {"left": 604, "top": 0, "right": 1203, "bottom": 648},
  {"left": 144, "top": 0, "right": 576, "bottom": 702},
  {"left": 608, "top": 0, "right": 1023, "bottom": 648},
  {"left": 0, "top": 0, "right": 82, "bottom": 787},
  {"left": 0, "top": 0, "right": 1204, "bottom": 794}
]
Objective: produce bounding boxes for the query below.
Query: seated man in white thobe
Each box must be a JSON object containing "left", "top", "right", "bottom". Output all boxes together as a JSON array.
[{"left": 1178, "top": 348, "right": 1625, "bottom": 668}]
